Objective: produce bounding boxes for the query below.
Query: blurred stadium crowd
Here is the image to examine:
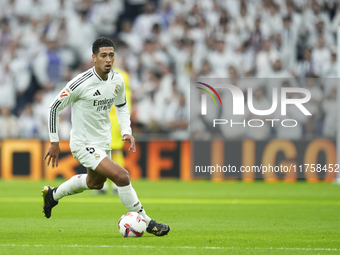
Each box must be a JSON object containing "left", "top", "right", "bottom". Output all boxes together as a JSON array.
[{"left": 0, "top": 0, "right": 339, "bottom": 140}]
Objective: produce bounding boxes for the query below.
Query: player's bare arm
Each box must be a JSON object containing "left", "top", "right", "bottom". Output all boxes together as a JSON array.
[
  {"left": 43, "top": 142, "right": 61, "bottom": 168},
  {"left": 122, "top": 134, "right": 136, "bottom": 152}
]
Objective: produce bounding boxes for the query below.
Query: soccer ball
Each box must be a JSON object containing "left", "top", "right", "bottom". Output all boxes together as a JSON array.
[{"left": 118, "top": 212, "right": 147, "bottom": 237}]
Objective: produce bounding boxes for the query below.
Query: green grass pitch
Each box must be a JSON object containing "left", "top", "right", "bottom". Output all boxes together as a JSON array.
[{"left": 0, "top": 179, "right": 340, "bottom": 255}]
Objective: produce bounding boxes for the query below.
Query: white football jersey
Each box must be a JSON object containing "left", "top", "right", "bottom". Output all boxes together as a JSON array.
[{"left": 48, "top": 67, "right": 131, "bottom": 151}]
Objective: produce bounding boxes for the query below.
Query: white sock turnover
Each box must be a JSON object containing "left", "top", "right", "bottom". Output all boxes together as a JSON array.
[
  {"left": 117, "top": 183, "right": 151, "bottom": 225},
  {"left": 53, "top": 174, "right": 89, "bottom": 201}
]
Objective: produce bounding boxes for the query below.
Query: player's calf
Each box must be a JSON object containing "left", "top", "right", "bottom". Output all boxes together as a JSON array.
[
  {"left": 114, "top": 168, "right": 130, "bottom": 186},
  {"left": 86, "top": 180, "right": 105, "bottom": 190}
]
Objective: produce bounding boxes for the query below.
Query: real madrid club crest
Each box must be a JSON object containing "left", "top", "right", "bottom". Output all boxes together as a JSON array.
[
  {"left": 94, "top": 153, "right": 100, "bottom": 160},
  {"left": 115, "top": 85, "right": 119, "bottom": 95}
]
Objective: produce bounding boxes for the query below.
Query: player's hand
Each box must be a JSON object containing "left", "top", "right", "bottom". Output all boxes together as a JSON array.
[
  {"left": 43, "top": 142, "right": 61, "bottom": 168},
  {"left": 122, "top": 134, "right": 136, "bottom": 152}
]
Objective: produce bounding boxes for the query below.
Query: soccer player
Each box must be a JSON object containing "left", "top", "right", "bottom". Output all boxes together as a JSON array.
[{"left": 42, "top": 37, "right": 170, "bottom": 236}]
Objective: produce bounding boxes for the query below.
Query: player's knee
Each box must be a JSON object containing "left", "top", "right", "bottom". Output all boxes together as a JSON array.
[
  {"left": 87, "top": 180, "right": 105, "bottom": 190},
  {"left": 115, "top": 169, "right": 130, "bottom": 186}
]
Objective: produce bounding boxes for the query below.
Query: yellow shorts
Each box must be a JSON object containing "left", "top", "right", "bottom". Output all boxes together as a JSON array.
[{"left": 110, "top": 126, "right": 124, "bottom": 150}]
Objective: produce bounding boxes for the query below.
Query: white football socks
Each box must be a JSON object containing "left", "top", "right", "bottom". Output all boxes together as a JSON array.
[
  {"left": 53, "top": 174, "right": 89, "bottom": 201},
  {"left": 52, "top": 175, "right": 151, "bottom": 225},
  {"left": 117, "top": 183, "right": 151, "bottom": 225}
]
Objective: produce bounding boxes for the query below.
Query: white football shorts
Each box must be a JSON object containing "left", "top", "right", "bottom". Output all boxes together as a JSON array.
[{"left": 71, "top": 146, "right": 111, "bottom": 170}]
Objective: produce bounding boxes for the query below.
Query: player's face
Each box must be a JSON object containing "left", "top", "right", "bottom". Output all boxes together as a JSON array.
[{"left": 92, "top": 47, "right": 115, "bottom": 78}]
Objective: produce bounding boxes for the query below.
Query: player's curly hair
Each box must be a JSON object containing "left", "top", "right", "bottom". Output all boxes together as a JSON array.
[{"left": 92, "top": 37, "right": 115, "bottom": 55}]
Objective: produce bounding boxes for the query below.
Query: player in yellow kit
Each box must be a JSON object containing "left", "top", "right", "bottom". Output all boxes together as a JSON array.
[
  {"left": 110, "top": 67, "right": 131, "bottom": 168},
  {"left": 95, "top": 67, "right": 131, "bottom": 194}
]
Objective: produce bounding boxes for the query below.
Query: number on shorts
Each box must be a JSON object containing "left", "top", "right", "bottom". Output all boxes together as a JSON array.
[{"left": 86, "top": 147, "right": 95, "bottom": 154}]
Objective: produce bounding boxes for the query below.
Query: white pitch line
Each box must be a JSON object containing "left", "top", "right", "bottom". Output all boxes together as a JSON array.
[
  {"left": 1, "top": 197, "right": 340, "bottom": 205},
  {"left": 1, "top": 244, "right": 339, "bottom": 251}
]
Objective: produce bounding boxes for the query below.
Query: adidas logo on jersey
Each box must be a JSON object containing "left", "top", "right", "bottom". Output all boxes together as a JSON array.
[{"left": 93, "top": 90, "right": 101, "bottom": 96}]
